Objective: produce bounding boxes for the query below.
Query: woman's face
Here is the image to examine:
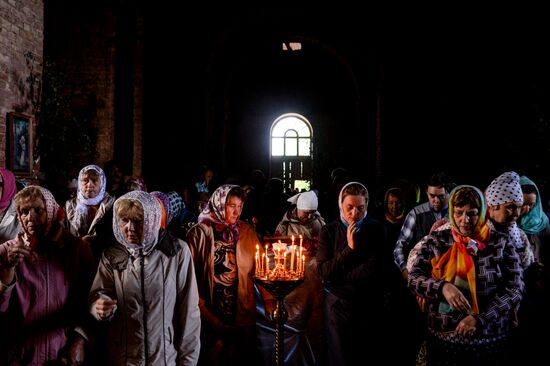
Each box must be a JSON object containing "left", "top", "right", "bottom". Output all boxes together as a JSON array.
[
  {"left": 521, "top": 192, "right": 537, "bottom": 216},
  {"left": 118, "top": 211, "right": 144, "bottom": 244},
  {"left": 224, "top": 195, "right": 243, "bottom": 225},
  {"left": 80, "top": 173, "right": 100, "bottom": 199},
  {"left": 453, "top": 203, "right": 479, "bottom": 236},
  {"left": 19, "top": 197, "right": 47, "bottom": 237},
  {"left": 387, "top": 193, "right": 403, "bottom": 218},
  {"left": 489, "top": 202, "right": 522, "bottom": 226},
  {"left": 342, "top": 194, "right": 366, "bottom": 225}
]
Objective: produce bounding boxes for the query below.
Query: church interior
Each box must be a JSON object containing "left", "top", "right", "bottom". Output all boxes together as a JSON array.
[{"left": 1, "top": 2, "right": 549, "bottom": 200}]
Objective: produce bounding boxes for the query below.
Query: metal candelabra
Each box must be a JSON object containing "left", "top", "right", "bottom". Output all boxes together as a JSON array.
[{"left": 254, "top": 277, "right": 304, "bottom": 366}]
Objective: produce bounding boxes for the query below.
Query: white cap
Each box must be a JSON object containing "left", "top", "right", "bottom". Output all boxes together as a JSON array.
[{"left": 288, "top": 191, "right": 318, "bottom": 210}]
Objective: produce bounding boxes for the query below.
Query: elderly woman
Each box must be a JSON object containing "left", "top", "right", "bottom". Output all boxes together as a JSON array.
[
  {"left": 408, "top": 185, "right": 524, "bottom": 366},
  {"left": 0, "top": 186, "right": 96, "bottom": 365},
  {"left": 186, "top": 184, "right": 274, "bottom": 366},
  {"left": 89, "top": 190, "right": 201, "bottom": 365},
  {"left": 64, "top": 164, "right": 116, "bottom": 258}
]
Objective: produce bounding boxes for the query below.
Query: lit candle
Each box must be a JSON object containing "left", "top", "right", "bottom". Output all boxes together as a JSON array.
[
  {"left": 262, "top": 253, "right": 265, "bottom": 276},
  {"left": 290, "top": 244, "right": 295, "bottom": 272},
  {"left": 255, "top": 244, "right": 260, "bottom": 276},
  {"left": 301, "top": 254, "right": 305, "bottom": 276},
  {"left": 266, "top": 255, "right": 270, "bottom": 275}
]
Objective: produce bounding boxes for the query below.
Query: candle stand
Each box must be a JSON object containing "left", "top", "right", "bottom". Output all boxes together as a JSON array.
[{"left": 254, "top": 277, "right": 304, "bottom": 366}]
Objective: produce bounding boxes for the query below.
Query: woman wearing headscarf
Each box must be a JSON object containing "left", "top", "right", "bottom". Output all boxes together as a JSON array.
[
  {"left": 0, "top": 168, "right": 20, "bottom": 243},
  {"left": 64, "top": 164, "right": 115, "bottom": 259},
  {"left": 509, "top": 175, "right": 550, "bottom": 363},
  {"left": 316, "top": 182, "right": 402, "bottom": 365},
  {"left": 186, "top": 184, "right": 274, "bottom": 366},
  {"left": 518, "top": 175, "right": 550, "bottom": 265},
  {"left": 255, "top": 190, "right": 325, "bottom": 365},
  {"left": 485, "top": 171, "right": 533, "bottom": 267},
  {"left": 89, "top": 190, "right": 201, "bottom": 365},
  {"left": 275, "top": 190, "right": 325, "bottom": 239},
  {"left": 408, "top": 185, "right": 524, "bottom": 366},
  {"left": 0, "top": 186, "right": 96, "bottom": 365}
]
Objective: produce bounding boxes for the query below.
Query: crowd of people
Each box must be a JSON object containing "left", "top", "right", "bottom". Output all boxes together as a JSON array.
[{"left": 0, "top": 163, "right": 548, "bottom": 365}]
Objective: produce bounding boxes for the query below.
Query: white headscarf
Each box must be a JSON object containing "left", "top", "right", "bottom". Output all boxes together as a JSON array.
[
  {"left": 485, "top": 171, "right": 523, "bottom": 207},
  {"left": 74, "top": 165, "right": 107, "bottom": 234},
  {"left": 338, "top": 181, "right": 368, "bottom": 226},
  {"left": 288, "top": 191, "right": 318, "bottom": 210}
]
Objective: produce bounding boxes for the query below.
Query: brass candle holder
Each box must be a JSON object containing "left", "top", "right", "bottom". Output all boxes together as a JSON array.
[{"left": 254, "top": 237, "right": 305, "bottom": 366}]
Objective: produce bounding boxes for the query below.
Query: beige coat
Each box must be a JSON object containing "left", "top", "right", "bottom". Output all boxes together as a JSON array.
[{"left": 186, "top": 221, "right": 270, "bottom": 327}]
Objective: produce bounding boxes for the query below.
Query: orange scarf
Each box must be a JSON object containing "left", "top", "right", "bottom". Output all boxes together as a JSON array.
[
  {"left": 431, "top": 219, "right": 490, "bottom": 315},
  {"left": 431, "top": 185, "right": 491, "bottom": 315}
]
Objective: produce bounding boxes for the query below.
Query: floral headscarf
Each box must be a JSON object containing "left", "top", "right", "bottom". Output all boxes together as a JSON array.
[
  {"left": 0, "top": 168, "right": 17, "bottom": 210},
  {"left": 518, "top": 176, "right": 549, "bottom": 235},
  {"left": 198, "top": 184, "right": 241, "bottom": 243},
  {"left": 431, "top": 185, "right": 490, "bottom": 315},
  {"left": 112, "top": 190, "right": 161, "bottom": 253}
]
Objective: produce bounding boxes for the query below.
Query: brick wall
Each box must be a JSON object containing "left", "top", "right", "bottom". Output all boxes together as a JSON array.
[
  {"left": 0, "top": 0, "right": 43, "bottom": 172},
  {"left": 44, "top": 3, "right": 144, "bottom": 177}
]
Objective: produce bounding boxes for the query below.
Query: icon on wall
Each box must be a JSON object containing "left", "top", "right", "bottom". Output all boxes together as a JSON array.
[{"left": 7, "top": 112, "right": 33, "bottom": 176}]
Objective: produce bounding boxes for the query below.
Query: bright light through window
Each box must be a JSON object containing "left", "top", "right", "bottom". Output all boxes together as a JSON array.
[
  {"left": 282, "top": 42, "right": 302, "bottom": 51},
  {"left": 271, "top": 114, "right": 312, "bottom": 157}
]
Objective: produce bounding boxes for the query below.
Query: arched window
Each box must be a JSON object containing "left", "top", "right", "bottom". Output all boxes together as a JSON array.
[
  {"left": 271, "top": 114, "right": 311, "bottom": 157},
  {"left": 270, "top": 113, "right": 313, "bottom": 192}
]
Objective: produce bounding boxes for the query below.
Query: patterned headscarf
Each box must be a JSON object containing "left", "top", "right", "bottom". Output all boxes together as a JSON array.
[
  {"left": 74, "top": 165, "right": 107, "bottom": 232},
  {"left": 198, "top": 184, "right": 241, "bottom": 243},
  {"left": 338, "top": 181, "right": 368, "bottom": 226},
  {"left": 167, "top": 191, "right": 184, "bottom": 224},
  {"left": 432, "top": 185, "right": 490, "bottom": 315},
  {"left": 485, "top": 171, "right": 523, "bottom": 207},
  {"left": 16, "top": 186, "right": 65, "bottom": 244},
  {"left": 486, "top": 171, "right": 525, "bottom": 249},
  {"left": 112, "top": 190, "right": 161, "bottom": 253},
  {"left": 0, "top": 168, "right": 17, "bottom": 210},
  {"left": 518, "top": 175, "right": 549, "bottom": 234},
  {"left": 125, "top": 176, "right": 148, "bottom": 192},
  {"left": 150, "top": 191, "right": 170, "bottom": 229},
  {"left": 77, "top": 165, "right": 107, "bottom": 205}
]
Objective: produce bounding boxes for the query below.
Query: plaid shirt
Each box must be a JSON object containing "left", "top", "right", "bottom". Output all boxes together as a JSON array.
[{"left": 394, "top": 202, "right": 447, "bottom": 271}]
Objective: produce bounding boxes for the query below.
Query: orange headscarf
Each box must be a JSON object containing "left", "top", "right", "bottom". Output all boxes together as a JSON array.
[{"left": 431, "top": 185, "right": 490, "bottom": 314}]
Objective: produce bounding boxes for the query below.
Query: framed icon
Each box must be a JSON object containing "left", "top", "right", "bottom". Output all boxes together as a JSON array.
[{"left": 7, "top": 112, "right": 33, "bottom": 175}]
